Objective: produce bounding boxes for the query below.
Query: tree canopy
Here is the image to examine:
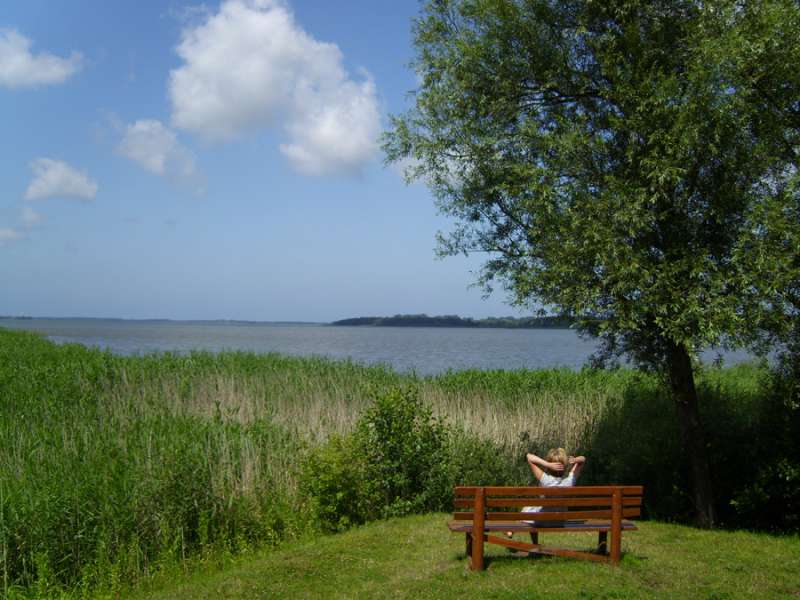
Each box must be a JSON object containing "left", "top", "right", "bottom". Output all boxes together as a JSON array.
[{"left": 385, "top": 0, "right": 800, "bottom": 526}]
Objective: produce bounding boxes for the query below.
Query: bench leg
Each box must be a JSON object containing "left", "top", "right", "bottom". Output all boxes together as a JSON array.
[
  {"left": 471, "top": 534, "right": 485, "bottom": 570},
  {"left": 465, "top": 533, "right": 472, "bottom": 558},
  {"left": 597, "top": 531, "right": 608, "bottom": 555},
  {"left": 610, "top": 488, "right": 622, "bottom": 564},
  {"left": 529, "top": 532, "right": 539, "bottom": 546},
  {"left": 470, "top": 487, "right": 486, "bottom": 570},
  {"left": 610, "top": 531, "right": 621, "bottom": 564}
]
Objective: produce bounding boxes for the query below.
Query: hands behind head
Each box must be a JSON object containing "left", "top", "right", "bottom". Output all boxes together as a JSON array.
[{"left": 548, "top": 461, "right": 565, "bottom": 472}]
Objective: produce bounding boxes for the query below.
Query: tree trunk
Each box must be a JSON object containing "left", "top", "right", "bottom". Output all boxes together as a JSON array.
[{"left": 666, "top": 342, "right": 716, "bottom": 528}]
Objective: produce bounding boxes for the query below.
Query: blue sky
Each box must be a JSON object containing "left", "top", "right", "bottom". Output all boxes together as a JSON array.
[{"left": 0, "top": 0, "right": 519, "bottom": 322}]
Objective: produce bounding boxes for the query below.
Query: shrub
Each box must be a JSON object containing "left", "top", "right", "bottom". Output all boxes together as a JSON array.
[
  {"left": 729, "top": 355, "right": 800, "bottom": 533},
  {"left": 301, "top": 388, "right": 452, "bottom": 530},
  {"left": 353, "top": 388, "right": 451, "bottom": 516},
  {"left": 445, "top": 429, "right": 521, "bottom": 489},
  {"left": 300, "top": 434, "right": 371, "bottom": 532}
]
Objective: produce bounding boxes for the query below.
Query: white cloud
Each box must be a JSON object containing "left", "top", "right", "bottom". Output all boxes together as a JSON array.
[
  {"left": 0, "top": 29, "right": 82, "bottom": 89},
  {"left": 25, "top": 158, "right": 98, "bottom": 202},
  {"left": 169, "top": 0, "right": 380, "bottom": 175},
  {"left": 117, "top": 119, "right": 202, "bottom": 189},
  {"left": 0, "top": 228, "right": 23, "bottom": 246},
  {"left": 20, "top": 206, "right": 43, "bottom": 228},
  {"left": 279, "top": 75, "right": 380, "bottom": 176}
]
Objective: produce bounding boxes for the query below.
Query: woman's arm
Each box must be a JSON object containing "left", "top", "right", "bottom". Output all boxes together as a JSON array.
[
  {"left": 526, "top": 453, "right": 564, "bottom": 482},
  {"left": 568, "top": 455, "right": 586, "bottom": 479}
]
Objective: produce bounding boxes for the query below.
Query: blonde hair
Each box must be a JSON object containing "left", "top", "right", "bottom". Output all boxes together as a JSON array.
[{"left": 545, "top": 447, "right": 569, "bottom": 478}]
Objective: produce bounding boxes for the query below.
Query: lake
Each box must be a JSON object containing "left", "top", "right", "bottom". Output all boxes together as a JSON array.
[{"left": 0, "top": 318, "right": 753, "bottom": 375}]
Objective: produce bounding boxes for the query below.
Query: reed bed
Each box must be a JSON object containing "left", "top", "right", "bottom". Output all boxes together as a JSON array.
[{"left": 103, "top": 353, "right": 643, "bottom": 453}]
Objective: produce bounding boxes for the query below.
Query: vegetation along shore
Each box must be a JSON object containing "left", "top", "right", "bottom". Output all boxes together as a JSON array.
[
  {"left": 2, "top": 327, "right": 798, "bottom": 598},
  {"left": 330, "top": 314, "right": 575, "bottom": 328}
]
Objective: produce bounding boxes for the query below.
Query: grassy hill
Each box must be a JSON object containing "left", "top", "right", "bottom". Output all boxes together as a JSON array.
[{"left": 132, "top": 514, "right": 799, "bottom": 600}]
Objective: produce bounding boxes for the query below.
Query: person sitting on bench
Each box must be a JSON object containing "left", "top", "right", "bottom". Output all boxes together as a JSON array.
[{"left": 507, "top": 448, "right": 586, "bottom": 537}]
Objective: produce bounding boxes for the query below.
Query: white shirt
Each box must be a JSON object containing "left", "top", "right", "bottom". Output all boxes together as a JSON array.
[{"left": 521, "top": 472, "right": 576, "bottom": 523}]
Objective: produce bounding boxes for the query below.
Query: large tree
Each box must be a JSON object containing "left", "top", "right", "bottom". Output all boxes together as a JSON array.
[{"left": 385, "top": 0, "right": 800, "bottom": 527}]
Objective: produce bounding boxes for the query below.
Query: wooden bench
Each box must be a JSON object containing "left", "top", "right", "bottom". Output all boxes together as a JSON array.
[{"left": 448, "top": 485, "right": 643, "bottom": 570}]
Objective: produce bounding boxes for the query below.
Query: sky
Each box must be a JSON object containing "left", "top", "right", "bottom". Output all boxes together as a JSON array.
[{"left": 0, "top": 0, "right": 520, "bottom": 322}]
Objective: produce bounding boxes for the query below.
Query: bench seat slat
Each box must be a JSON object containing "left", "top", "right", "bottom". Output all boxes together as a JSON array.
[
  {"left": 447, "top": 519, "right": 639, "bottom": 533},
  {"left": 454, "top": 496, "right": 642, "bottom": 508},
  {"left": 453, "top": 507, "right": 641, "bottom": 521},
  {"left": 455, "top": 485, "right": 643, "bottom": 497}
]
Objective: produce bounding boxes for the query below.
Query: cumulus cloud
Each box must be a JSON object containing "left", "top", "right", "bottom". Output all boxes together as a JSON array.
[
  {"left": 25, "top": 158, "right": 98, "bottom": 202},
  {"left": 0, "top": 228, "right": 23, "bottom": 246},
  {"left": 117, "top": 119, "right": 202, "bottom": 189},
  {"left": 169, "top": 0, "right": 380, "bottom": 175},
  {"left": 0, "top": 29, "right": 82, "bottom": 89},
  {"left": 20, "top": 206, "right": 43, "bottom": 228}
]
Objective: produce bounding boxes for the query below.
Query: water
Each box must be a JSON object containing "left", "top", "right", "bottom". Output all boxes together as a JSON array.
[{"left": 0, "top": 318, "right": 753, "bottom": 375}]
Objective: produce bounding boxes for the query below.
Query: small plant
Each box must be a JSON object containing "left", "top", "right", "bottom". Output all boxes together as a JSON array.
[
  {"left": 445, "top": 429, "right": 521, "bottom": 488},
  {"left": 300, "top": 435, "right": 371, "bottom": 532},
  {"left": 301, "top": 388, "right": 452, "bottom": 530},
  {"left": 354, "top": 388, "right": 450, "bottom": 517}
]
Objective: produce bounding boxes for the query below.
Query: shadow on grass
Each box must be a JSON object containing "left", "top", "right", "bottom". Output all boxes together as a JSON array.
[
  {"left": 484, "top": 550, "right": 633, "bottom": 569},
  {"left": 459, "top": 547, "right": 646, "bottom": 570}
]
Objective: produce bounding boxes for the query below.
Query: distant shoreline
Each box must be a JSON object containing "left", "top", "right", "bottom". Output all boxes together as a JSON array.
[{"left": 330, "top": 314, "right": 574, "bottom": 329}]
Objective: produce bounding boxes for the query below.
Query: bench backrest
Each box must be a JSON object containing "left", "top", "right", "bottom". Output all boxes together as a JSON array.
[{"left": 453, "top": 485, "right": 643, "bottom": 523}]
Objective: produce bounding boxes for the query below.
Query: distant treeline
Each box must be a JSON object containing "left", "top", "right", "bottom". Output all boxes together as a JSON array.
[{"left": 330, "top": 314, "right": 575, "bottom": 329}]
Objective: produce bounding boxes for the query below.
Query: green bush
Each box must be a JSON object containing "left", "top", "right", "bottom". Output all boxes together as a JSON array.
[
  {"left": 729, "top": 355, "right": 800, "bottom": 533},
  {"left": 445, "top": 429, "right": 522, "bottom": 489},
  {"left": 300, "top": 434, "right": 372, "bottom": 532},
  {"left": 301, "top": 388, "right": 452, "bottom": 531},
  {"left": 354, "top": 388, "right": 451, "bottom": 517}
]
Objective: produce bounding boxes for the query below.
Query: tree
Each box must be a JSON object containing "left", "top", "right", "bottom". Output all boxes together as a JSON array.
[
  {"left": 385, "top": 0, "right": 800, "bottom": 527},
  {"left": 723, "top": 2, "right": 800, "bottom": 388}
]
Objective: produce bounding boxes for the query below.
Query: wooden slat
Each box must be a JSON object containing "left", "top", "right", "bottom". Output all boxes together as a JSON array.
[
  {"left": 455, "top": 485, "right": 643, "bottom": 497},
  {"left": 484, "top": 534, "right": 539, "bottom": 553},
  {"left": 483, "top": 535, "right": 612, "bottom": 563},
  {"left": 528, "top": 545, "right": 612, "bottom": 563},
  {"left": 453, "top": 508, "right": 641, "bottom": 521},
  {"left": 454, "top": 496, "right": 641, "bottom": 509},
  {"left": 448, "top": 520, "right": 639, "bottom": 533}
]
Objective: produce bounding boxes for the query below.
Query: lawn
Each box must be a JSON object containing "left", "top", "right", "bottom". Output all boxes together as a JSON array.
[{"left": 132, "top": 514, "right": 800, "bottom": 600}]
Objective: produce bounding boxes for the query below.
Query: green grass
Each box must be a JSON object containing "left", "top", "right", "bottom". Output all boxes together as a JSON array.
[{"left": 130, "top": 514, "right": 800, "bottom": 600}]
